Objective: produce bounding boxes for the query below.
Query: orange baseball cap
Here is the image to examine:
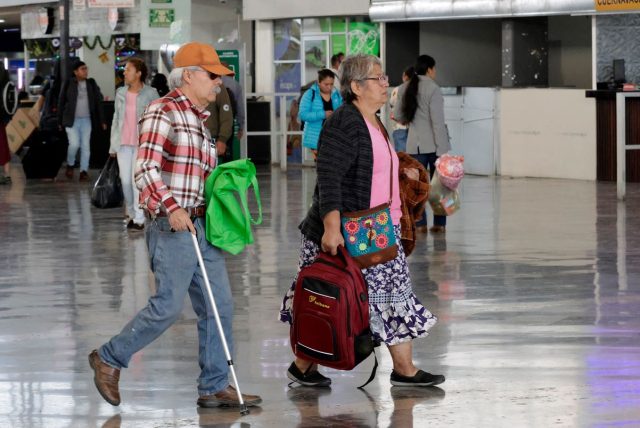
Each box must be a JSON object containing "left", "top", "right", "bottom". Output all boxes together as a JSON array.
[{"left": 173, "top": 42, "right": 234, "bottom": 76}]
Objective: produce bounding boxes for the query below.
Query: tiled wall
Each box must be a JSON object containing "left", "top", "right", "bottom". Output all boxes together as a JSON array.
[{"left": 597, "top": 14, "right": 640, "bottom": 84}]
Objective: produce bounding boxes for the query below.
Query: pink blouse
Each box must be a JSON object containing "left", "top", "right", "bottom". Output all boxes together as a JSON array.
[
  {"left": 365, "top": 118, "right": 402, "bottom": 225},
  {"left": 120, "top": 90, "right": 139, "bottom": 146}
]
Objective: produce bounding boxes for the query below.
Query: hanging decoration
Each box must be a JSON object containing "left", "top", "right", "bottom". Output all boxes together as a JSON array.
[{"left": 82, "top": 35, "right": 114, "bottom": 51}]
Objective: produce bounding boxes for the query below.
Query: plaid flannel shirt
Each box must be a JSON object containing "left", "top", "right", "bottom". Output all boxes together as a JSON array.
[{"left": 135, "top": 89, "right": 216, "bottom": 215}]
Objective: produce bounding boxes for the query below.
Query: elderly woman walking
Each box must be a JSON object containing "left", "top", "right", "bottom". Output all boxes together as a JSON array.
[{"left": 280, "top": 54, "right": 444, "bottom": 388}]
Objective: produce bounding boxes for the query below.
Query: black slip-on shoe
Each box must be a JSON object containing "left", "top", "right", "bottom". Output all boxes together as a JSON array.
[
  {"left": 287, "top": 362, "right": 332, "bottom": 387},
  {"left": 390, "top": 370, "right": 445, "bottom": 387}
]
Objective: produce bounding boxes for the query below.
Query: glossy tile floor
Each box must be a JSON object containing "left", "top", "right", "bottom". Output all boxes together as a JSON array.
[{"left": 1, "top": 164, "right": 640, "bottom": 428}]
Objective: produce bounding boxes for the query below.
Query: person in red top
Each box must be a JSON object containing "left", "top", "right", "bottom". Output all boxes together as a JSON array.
[{"left": 88, "top": 42, "right": 262, "bottom": 409}]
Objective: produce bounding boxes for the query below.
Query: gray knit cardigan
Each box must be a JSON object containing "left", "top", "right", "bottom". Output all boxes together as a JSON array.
[{"left": 299, "top": 103, "right": 382, "bottom": 245}]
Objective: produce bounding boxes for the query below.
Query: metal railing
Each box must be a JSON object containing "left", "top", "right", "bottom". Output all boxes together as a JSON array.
[
  {"left": 245, "top": 92, "right": 309, "bottom": 172},
  {"left": 616, "top": 92, "right": 640, "bottom": 200}
]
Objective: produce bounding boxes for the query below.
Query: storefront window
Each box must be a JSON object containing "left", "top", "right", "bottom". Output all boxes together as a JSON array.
[
  {"left": 331, "top": 34, "right": 347, "bottom": 58},
  {"left": 348, "top": 20, "right": 380, "bottom": 56},
  {"left": 274, "top": 19, "right": 301, "bottom": 61},
  {"left": 330, "top": 17, "right": 346, "bottom": 33},
  {"left": 302, "top": 18, "right": 331, "bottom": 33},
  {"left": 275, "top": 62, "right": 301, "bottom": 93}
]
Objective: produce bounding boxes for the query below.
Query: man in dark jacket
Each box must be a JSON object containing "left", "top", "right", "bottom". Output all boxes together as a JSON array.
[{"left": 58, "top": 61, "right": 107, "bottom": 181}]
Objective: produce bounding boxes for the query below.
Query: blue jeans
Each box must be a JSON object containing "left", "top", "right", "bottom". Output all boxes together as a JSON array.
[
  {"left": 392, "top": 129, "right": 408, "bottom": 153},
  {"left": 65, "top": 117, "right": 92, "bottom": 171},
  {"left": 411, "top": 152, "right": 447, "bottom": 227},
  {"left": 99, "top": 217, "right": 234, "bottom": 396}
]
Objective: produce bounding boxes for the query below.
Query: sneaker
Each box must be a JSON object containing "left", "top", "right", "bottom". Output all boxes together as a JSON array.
[
  {"left": 429, "top": 225, "right": 446, "bottom": 233},
  {"left": 416, "top": 225, "right": 428, "bottom": 234},
  {"left": 79, "top": 171, "right": 89, "bottom": 182},
  {"left": 390, "top": 370, "right": 445, "bottom": 387},
  {"left": 287, "top": 362, "right": 331, "bottom": 387},
  {"left": 65, "top": 166, "right": 74, "bottom": 179}
]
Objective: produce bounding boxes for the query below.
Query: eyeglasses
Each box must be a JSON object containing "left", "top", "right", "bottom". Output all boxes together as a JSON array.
[
  {"left": 188, "top": 67, "right": 220, "bottom": 81},
  {"left": 362, "top": 75, "right": 389, "bottom": 84}
]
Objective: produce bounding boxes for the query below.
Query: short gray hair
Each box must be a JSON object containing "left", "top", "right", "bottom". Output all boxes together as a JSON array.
[
  {"left": 339, "top": 54, "right": 382, "bottom": 104},
  {"left": 168, "top": 67, "right": 186, "bottom": 90}
]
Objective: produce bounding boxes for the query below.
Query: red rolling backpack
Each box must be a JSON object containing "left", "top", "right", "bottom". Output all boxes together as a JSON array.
[{"left": 290, "top": 246, "right": 377, "bottom": 385}]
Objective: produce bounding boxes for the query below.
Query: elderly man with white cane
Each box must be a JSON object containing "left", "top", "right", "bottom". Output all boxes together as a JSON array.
[{"left": 88, "top": 41, "right": 261, "bottom": 412}]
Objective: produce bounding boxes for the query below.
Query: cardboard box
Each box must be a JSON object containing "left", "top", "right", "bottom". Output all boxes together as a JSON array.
[
  {"left": 28, "top": 96, "right": 44, "bottom": 126},
  {"left": 9, "top": 108, "right": 37, "bottom": 140},
  {"left": 28, "top": 108, "right": 41, "bottom": 127},
  {"left": 5, "top": 122, "right": 25, "bottom": 153}
]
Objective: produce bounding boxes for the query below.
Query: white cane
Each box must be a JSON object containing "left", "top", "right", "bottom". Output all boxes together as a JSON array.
[{"left": 190, "top": 232, "right": 249, "bottom": 416}]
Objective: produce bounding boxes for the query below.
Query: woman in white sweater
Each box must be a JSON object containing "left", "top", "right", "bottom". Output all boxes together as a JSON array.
[{"left": 109, "top": 58, "right": 159, "bottom": 230}]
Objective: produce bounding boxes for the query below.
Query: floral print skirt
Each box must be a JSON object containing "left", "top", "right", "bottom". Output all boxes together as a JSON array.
[{"left": 279, "top": 225, "right": 437, "bottom": 346}]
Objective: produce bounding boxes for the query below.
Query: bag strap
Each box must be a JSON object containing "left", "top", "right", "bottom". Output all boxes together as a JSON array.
[
  {"left": 237, "top": 182, "right": 253, "bottom": 239},
  {"left": 376, "top": 117, "right": 394, "bottom": 206},
  {"left": 357, "top": 346, "right": 379, "bottom": 389},
  {"left": 249, "top": 175, "right": 263, "bottom": 225}
]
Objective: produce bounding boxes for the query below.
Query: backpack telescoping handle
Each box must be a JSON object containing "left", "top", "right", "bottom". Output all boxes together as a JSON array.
[{"left": 190, "top": 232, "right": 250, "bottom": 416}]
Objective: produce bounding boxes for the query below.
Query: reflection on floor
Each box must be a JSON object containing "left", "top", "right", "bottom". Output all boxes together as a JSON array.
[{"left": 1, "top": 164, "right": 640, "bottom": 428}]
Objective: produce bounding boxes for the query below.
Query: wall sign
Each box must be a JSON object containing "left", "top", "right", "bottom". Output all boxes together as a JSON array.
[
  {"left": 595, "top": 0, "right": 640, "bottom": 11},
  {"left": 88, "top": 0, "right": 134, "bottom": 7},
  {"left": 149, "top": 8, "right": 174, "bottom": 27},
  {"left": 38, "top": 7, "right": 54, "bottom": 35},
  {"left": 108, "top": 7, "right": 118, "bottom": 30},
  {"left": 218, "top": 50, "right": 240, "bottom": 82}
]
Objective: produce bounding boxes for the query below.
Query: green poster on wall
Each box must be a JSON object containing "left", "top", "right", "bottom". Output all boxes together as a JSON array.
[
  {"left": 149, "top": 8, "right": 174, "bottom": 27},
  {"left": 348, "top": 22, "right": 380, "bottom": 56},
  {"left": 217, "top": 50, "right": 240, "bottom": 82}
]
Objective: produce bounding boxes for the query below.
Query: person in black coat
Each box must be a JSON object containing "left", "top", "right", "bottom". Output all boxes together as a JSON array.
[{"left": 58, "top": 61, "right": 106, "bottom": 181}]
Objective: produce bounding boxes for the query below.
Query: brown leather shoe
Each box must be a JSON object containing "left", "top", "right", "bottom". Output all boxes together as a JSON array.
[
  {"left": 65, "top": 166, "right": 74, "bottom": 179},
  {"left": 197, "top": 385, "right": 262, "bottom": 408},
  {"left": 88, "top": 350, "right": 121, "bottom": 406},
  {"left": 429, "top": 225, "right": 446, "bottom": 233},
  {"left": 79, "top": 171, "right": 90, "bottom": 182}
]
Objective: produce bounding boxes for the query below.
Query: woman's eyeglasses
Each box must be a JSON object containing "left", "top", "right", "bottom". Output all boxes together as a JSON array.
[{"left": 362, "top": 75, "right": 389, "bottom": 84}]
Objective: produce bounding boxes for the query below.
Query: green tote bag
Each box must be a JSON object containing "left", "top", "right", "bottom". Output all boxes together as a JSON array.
[{"left": 204, "top": 159, "right": 263, "bottom": 255}]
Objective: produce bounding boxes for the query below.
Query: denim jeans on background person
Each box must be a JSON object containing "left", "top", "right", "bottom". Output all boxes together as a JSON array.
[
  {"left": 66, "top": 117, "right": 92, "bottom": 172},
  {"left": 116, "top": 145, "right": 145, "bottom": 225},
  {"left": 411, "top": 152, "right": 447, "bottom": 227},
  {"left": 99, "top": 217, "right": 234, "bottom": 396},
  {"left": 392, "top": 128, "right": 408, "bottom": 153}
]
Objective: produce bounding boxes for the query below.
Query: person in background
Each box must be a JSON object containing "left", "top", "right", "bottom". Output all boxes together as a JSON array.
[
  {"left": 108, "top": 58, "right": 159, "bottom": 231},
  {"left": 388, "top": 66, "right": 414, "bottom": 153},
  {"left": 88, "top": 41, "right": 262, "bottom": 409},
  {"left": 221, "top": 73, "right": 245, "bottom": 139},
  {"left": 150, "top": 73, "right": 170, "bottom": 98},
  {"left": 205, "top": 83, "right": 233, "bottom": 159},
  {"left": 394, "top": 55, "right": 450, "bottom": 234},
  {"left": 280, "top": 54, "right": 444, "bottom": 388},
  {"left": 299, "top": 69, "right": 343, "bottom": 159},
  {"left": 0, "top": 63, "right": 11, "bottom": 185},
  {"left": 58, "top": 61, "right": 107, "bottom": 181},
  {"left": 329, "top": 53, "right": 344, "bottom": 91}
]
